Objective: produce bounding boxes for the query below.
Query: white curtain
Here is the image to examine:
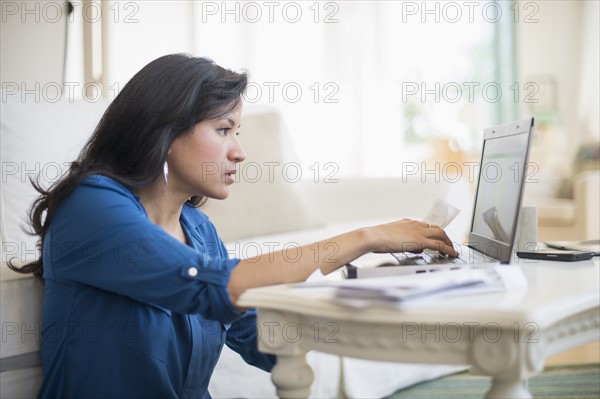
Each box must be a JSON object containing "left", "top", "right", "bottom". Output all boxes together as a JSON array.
[
  {"left": 194, "top": 1, "right": 505, "bottom": 177},
  {"left": 577, "top": 0, "right": 600, "bottom": 142}
]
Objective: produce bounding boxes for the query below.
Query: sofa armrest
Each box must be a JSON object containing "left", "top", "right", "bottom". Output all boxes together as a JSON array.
[
  {"left": 0, "top": 266, "right": 44, "bottom": 362},
  {"left": 0, "top": 264, "right": 44, "bottom": 398},
  {"left": 529, "top": 170, "right": 600, "bottom": 241}
]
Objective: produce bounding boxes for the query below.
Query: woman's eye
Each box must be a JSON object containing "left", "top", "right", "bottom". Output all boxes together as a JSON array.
[{"left": 217, "top": 128, "right": 230, "bottom": 136}]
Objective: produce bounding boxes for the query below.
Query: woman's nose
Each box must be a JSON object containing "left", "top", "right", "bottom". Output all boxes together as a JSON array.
[{"left": 229, "top": 137, "right": 246, "bottom": 163}]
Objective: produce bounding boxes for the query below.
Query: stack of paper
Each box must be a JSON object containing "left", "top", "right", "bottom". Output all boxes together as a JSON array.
[
  {"left": 333, "top": 269, "right": 499, "bottom": 302},
  {"left": 298, "top": 268, "right": 511, "bottom": 307}
]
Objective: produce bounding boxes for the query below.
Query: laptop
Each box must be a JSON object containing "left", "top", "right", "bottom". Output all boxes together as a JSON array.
[{"left": 346, "top": 117, "right": 535, "bottom": 278}]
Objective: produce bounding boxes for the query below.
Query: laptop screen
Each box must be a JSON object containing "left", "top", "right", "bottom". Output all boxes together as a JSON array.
[{"left": 468, "top": 118, "right": 534, "bottom": 262}]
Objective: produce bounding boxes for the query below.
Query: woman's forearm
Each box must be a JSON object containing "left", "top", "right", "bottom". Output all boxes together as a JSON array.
[{"left": 227, "top": 228, "right": 374, "bottom": 305}]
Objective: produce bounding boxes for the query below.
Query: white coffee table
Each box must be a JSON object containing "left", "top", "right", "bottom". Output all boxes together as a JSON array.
[{"left": 238, "top": 257, "right": 600, "bottom": 398}]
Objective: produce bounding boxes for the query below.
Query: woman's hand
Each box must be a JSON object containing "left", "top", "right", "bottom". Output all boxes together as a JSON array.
[{"left": 364, "top": 219, "right": 458, "bottom": 257}]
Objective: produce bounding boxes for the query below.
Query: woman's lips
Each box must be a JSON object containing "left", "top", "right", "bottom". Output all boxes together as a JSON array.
[{"left": 224, "top": 170, "right": 236, "bottom": 184}]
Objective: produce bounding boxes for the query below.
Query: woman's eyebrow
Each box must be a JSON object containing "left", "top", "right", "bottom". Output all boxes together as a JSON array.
[{"left": 220, "top": 117, "right": 240, "bottom": 128}]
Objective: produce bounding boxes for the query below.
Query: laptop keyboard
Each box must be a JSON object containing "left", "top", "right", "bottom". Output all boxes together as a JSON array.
[{"left": 390, "top": 246, "right": 496, "bottom": 266}]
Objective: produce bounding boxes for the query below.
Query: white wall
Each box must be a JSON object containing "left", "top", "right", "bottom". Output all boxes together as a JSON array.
[
  {"left": 0, "top": 0, "right": 195, "bottom": 98},
  {"left": 517, "top": 3, "right": 598, "bottom": 139},
  {"left": 1, "top": 1, "right": 68, "bottom": 87},
  {"left": 102, "top": 0, "right": 195, "bottom": 89}
]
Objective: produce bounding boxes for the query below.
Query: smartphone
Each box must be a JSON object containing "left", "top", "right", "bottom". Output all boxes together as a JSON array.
[{"left": 517, "top": 249, "right": 595, "bottom": 262}]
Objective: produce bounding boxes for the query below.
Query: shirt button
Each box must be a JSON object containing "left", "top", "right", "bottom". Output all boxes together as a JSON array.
[{"left": 188, "top": 267, "right": 198, "bottom": 277}]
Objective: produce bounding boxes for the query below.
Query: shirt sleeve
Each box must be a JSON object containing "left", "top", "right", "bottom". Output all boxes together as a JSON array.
[
  {"left": 43, "top": 176, "right": 242, "bottom": 324},
  {"left": 225, "top": 309, "right": 276, "bottom": 372}
]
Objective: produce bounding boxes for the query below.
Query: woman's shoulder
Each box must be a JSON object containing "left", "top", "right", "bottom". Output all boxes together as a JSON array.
[
  {"left": 60, "top": 174, "right": 144, "bottom": 216},
  {"left": 80, "top": 174, "right": 136, "bottom": 197}
]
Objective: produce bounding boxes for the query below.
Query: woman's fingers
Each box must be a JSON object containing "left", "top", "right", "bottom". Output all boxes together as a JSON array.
[
  {"left": 420, "top": 224, "right": 454, "bottom": 247},
  {"left": 412, "top": 222, "right": 458, "bottom": 256},
  {"left": 425, "top": 238, "right": 459, "bottom": 257},
  {"left": 405, "top": 239, "right": 458, "bottom": 257}
]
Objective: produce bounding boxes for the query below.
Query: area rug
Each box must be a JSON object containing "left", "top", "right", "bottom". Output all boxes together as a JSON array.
[{"left": 386, "top": 363, "right": 600, "bottom": 399}]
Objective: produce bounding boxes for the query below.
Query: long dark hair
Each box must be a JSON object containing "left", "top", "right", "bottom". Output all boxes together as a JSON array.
[{"left": 8, "top": 54, "right": 248, "bottom": 277}]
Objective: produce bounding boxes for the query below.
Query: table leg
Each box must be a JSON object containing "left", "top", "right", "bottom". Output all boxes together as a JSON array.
[
  {"left": 271, "top": 353, "right": 314, "bottom": 399},
  {"left": 472, "top": 331, "right": 537, "bottom": 399},
  {"left": 485, "top": 378, "right": 532, "bottom": 399}
]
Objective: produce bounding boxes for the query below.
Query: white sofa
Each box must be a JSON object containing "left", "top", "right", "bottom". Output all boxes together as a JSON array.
[
  {"left": 1, "top": 96, "right": 470, "bottom": 398},
  {"left": 523, "top": 170, "right": 600, "bottom": 241}
]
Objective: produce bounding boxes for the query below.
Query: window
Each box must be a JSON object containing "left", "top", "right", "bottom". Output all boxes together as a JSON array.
[{"left": 195, "top": 1, "right": 517, "bottom": 177}]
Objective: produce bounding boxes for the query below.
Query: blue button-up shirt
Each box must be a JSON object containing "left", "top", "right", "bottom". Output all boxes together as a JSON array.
[{"left": 38, "top": 175, "right": 275, "bottom": 398}]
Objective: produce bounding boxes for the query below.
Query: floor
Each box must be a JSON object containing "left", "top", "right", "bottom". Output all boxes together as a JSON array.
[{"left": 546, "top": 341, "right": 600, "bottom": 365}]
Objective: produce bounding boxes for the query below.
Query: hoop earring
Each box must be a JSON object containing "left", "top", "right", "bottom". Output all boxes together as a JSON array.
[{"left": 163, "top": 161, "right": 169, "bottom": 192}]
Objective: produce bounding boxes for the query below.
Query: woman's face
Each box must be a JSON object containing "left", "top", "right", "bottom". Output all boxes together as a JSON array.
[{"left": 167, "top": 104, "right": 246, "bottom": 200}]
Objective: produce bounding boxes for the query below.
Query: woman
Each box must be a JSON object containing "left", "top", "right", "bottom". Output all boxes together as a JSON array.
[{"left": 10, "top": 53, "right": 457, "bottom": 398}]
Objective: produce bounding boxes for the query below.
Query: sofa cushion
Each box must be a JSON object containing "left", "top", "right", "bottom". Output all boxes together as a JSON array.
[{"left": 1, "top": 96, "right": 109, "bottom": 264}]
